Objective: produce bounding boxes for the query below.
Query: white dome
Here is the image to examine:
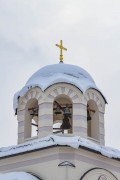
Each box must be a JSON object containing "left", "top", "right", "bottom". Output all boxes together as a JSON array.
[
  {"left": 0, "top": 172, "right": 40, "bottom": 180},
  {"left": 26, "top": 63, "right": 96, "bottom": 92},
  {"left": 13, "top": 63, "right": 106, "bottom": 111}
]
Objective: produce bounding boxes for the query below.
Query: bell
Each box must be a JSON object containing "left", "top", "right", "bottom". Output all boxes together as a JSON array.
[
  {"left": 87, "top": 110, "right": 91, "bottom": 121},
  {"left": 34, "top": 107, "right": 38, "bottom": 116},
  {"left": 30, "top": 109, "right": 34, "bottom": 116},
  {"left": 30, "top": 107, "right": 38, "bottom": 116},
  {"left": 55, "top": 106, "right": 62, "bottom": 115},
  {"left": 60, "top": 116, "right": 71, "bottom": 130},
  {"left": 63, "top": 105, "right": 71, "bottom": 116}
]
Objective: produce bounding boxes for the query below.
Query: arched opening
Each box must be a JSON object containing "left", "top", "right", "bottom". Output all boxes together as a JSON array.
[
  {"left": 80, "top": 168, "right": 117, "bottom": 180},
  {"left": 24, "top": 98, "right": 39, "bottom": 139},
  {"left": 87, "top": 100, "right": 99, "bottom": 141},
  {"left": 53, "top": 95, "right": 73, "bottom": 134}
]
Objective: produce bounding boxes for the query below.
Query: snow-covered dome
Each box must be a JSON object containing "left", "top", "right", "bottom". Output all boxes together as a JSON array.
[
  {"left": 0, "top": 172, "right": 40, "bottom": 180},
  {"left": 13, "top": 63, "right": 106, "bottom": 111},
  {"left": 26, "top": 63, "right": 96, "bottom": 92}
]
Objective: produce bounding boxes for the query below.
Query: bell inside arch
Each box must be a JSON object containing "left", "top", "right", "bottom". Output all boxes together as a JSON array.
[
  {"left": 61, "top": 116, "right": 71, "bottom": 130},
  {"left": 63, "top": 105, "right": 71, "bottom": 116},
  {"left": 55, "top": 106, "right": 62, "bottom": 115},
  {"left": 87, "top": 105, "right": 92, "bottom": 121},
  {"left": 29, "top": 107, "right": 38, "bottom": 116}
]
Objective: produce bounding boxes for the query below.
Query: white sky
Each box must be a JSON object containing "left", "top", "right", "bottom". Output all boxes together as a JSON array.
[{"left": 0, "top": 0, "right": 120, "bottom": 149}]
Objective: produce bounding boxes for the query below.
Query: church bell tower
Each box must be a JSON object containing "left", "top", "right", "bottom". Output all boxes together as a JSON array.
[{"left": 14, "top": 40, "right": 107, "bottom": 145}]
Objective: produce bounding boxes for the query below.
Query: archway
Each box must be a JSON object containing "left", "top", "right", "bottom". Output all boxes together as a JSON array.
[
  {"left": 87, "top": 100, "right": 99, "bottom": 141},
  {"left": 24, "top": 98, "right": 39, "bottom": 139},
  {"left": 53, "top": 95, "right": 73, "bottom": 134}
]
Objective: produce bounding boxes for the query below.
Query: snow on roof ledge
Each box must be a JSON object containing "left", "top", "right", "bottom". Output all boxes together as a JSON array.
[
  {"left": 0, "top": 172, "right": 39, "bottom": 180},
  {"left": 13, "top": 63, "right": 107, "bottom": 112},
  {"left": 0, "top": 135, "right": 120, "bottom": 160}
]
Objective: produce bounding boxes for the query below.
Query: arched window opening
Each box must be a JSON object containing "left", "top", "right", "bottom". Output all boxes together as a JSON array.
[
  {"left": 87, "top": 100, "right": 99, "bottom": 141},
  {"left": 53, "top": 95, "right": 72, "bottom": 134},
  {"left": 80, "top": 168, "right": 117, "bottom": 180},
  {"left": 25, "top": 99, "right": 39, "bottom": 139}
]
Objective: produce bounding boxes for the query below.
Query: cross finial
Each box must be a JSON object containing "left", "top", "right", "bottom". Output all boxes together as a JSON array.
[{"left": 56, "top": 40, "right": 67, "bottom": 63}]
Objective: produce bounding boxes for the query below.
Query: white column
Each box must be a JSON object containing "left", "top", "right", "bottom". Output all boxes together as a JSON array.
[
  {"left": 73, "top": 103, "right": 87, "bottom": 138},
  {"left": 38, "top": 102, "right": 53, "bottom": 138}
]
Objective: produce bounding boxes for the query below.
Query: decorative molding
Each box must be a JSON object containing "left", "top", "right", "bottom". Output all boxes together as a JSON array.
[
  {"left": 0, "top": 152, "right": 120, "bottom": 175},
  {"left": 45, "top": 83, "right": 82, "bottom": 103},
  {"left": 58, "top": 161, "right": 75, "bottom": 168},
  {"left": 85, "top": 89, "right": 105, "bottom": 113},
  {"left": 18, "top": 88, "right": 43, "bottom": 110}
]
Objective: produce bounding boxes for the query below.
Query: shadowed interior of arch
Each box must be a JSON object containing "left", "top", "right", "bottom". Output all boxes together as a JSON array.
[
  {"left": 87, "top": 100, "right": 99, "bottom": 141},
  {"left": 53, "top": 95, "right": 73, "bottom": 134},
  {"left": 25, "top": 98, "right": 39, "bottom": 139}
]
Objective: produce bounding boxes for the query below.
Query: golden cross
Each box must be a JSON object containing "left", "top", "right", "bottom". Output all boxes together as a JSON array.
[{"left": 56, "top": 40, "right": 67, "bottom": 62}]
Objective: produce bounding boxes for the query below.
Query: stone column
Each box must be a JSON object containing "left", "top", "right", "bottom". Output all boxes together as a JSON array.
[
  {"left": 99, "top": 111, "right": 105, "bottom": 145},
  {"left": 73, "top": 103, "right": 87, "bottom": 138},
  {"left": 38, "top": 102, "right": 53, "bottom": 138},
  {"left": 17, "top": 109, "right": 25, "bottom": 144}
]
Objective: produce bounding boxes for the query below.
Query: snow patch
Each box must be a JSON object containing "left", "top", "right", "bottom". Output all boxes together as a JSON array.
[
  {"left": 0, "top": 172, "right": 39, "bottom": 180},
  {"left": 0, "top": 135, "right": 120, "bottom": 160}
]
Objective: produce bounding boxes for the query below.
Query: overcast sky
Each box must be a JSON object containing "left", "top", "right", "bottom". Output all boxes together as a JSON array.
[{"left": 0, "top": 0, "right": 120, "bottom": 149}]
